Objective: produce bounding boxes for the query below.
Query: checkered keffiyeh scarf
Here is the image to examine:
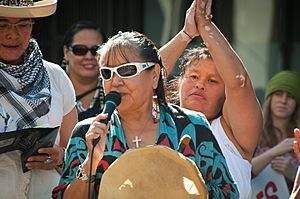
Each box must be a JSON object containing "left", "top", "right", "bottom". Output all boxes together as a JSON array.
[{"left": 0, "top": 39, "right": 51, "bottom": 131}]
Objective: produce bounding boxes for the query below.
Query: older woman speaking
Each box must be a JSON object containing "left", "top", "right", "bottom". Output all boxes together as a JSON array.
[{"left": 53, "top": 31, "right": 239, "bottom": 199}]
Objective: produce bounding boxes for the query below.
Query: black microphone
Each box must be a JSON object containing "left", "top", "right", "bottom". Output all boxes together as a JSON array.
[
  {"left": 92, "top": 91, "right": 122, "bottom": 146},
  {"left": 178, "top": 134, "right": 191, "bottom": 154}
]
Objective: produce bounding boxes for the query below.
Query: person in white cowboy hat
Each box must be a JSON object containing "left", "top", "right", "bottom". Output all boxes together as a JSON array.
[{"left": 0, "top": 0, "right": 78, "bottom": 198}]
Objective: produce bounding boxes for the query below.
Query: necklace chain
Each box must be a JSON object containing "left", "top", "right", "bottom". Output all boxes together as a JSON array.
[{"left": 122, "top": 117, "right": 154, "bottom": 148}]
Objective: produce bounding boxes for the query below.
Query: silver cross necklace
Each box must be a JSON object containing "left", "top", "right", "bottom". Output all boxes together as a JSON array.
[
  {"left": 124, "top": 117, "right": 153, "bottom": 148},
  {"left": 132, "top": 136, "right": 142, "bottom": 148}
]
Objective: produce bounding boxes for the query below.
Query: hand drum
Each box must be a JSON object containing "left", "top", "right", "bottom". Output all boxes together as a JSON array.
[{"left": 99, "top": 145, "right": 208, "bottom": 199}]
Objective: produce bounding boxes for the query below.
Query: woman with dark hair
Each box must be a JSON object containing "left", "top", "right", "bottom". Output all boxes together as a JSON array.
[
  {"left": 62, "top": 21, "right": 107, "bottom": 121},
  {"left": 52, "top": 31, "right": 239, "bottom": 199},
  {"left": 160, "top": 0, "right": 263, "bottom": 198}
]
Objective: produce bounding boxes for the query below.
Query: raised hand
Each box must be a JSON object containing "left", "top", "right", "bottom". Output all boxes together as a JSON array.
[
  {"left": 183, "top": 1, "right": 199, "bottom": 39},
  {"left": 294, "top": 128, "right": 300, "bottom": 162},
  {"left": 195, "top": 0, "right": 213, "bottom": 27}
]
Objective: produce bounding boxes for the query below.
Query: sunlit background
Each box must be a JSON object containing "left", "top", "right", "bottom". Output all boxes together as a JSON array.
[{"left": 33, "top": 0, "right": 300, "bottom": 104}]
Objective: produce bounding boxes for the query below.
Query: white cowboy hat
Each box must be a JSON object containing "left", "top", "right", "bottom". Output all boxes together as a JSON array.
[{"left": 0, "top": 0, "right": 57, "bottom": 18}]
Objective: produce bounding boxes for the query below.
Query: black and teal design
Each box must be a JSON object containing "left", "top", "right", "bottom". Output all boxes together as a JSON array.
[{"left": 53, "top": 103, "right": 239, "bottom": 199}]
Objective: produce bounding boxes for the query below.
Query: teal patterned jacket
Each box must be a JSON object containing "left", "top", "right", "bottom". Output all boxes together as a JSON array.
[{"left": 52, "top": 103, "right": 239, "bottom": 199}]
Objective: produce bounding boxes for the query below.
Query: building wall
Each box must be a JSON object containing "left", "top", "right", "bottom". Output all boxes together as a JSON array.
[
  {"left": 34, "top": 0, "right": 299, "bottom": 105},
  {"left": 33, "top": 0, "right": 144, "bottom": 64},
  {"left": 232, "top": 0, "right": 300, "bottom": 103}
]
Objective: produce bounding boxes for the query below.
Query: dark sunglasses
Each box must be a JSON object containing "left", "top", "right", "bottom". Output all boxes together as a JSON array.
[
  {"left": 68, "top": 44, "right": 99, "bottom": 56},
  {"left": 100, "top": 62, "right": 156, "bottom": 81}
]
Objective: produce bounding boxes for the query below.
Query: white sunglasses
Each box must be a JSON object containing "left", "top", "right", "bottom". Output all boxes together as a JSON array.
[{"left": 100, "top": 62, "right": 156, "bottom": 81}]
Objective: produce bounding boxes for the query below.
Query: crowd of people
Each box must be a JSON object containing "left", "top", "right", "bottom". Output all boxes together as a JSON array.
[{"left": 0, "top": 0, "right": 299, "bottom": 198}]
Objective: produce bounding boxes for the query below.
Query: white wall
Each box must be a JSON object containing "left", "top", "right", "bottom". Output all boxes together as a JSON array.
[{"left": 232, "top": 0, "right": 281, "bottom": 92}]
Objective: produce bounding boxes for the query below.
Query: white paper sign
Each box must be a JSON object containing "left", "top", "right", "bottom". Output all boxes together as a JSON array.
[{"left": 251, "top": 164, "right": 290, "bottom": 199}]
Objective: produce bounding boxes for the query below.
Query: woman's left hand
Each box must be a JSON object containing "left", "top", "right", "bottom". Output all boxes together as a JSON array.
[
  {"left": 271, "top": 155, "right": 296, "bottom": 180},
  {"left": 25, "top": 145, "right": 64, "bottom": 170},
  {"left": 195, "top": 0, "right": 213, "bottom": 27}
]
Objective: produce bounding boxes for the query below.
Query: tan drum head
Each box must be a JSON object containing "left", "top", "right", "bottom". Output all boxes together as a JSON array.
[{"left": 99, "top": 145, "right": 208, "bottom": 199}]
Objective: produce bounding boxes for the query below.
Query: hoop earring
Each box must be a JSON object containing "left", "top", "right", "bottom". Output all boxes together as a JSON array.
[
  {"left": 152, "top": 95, "right": 160, "bottom": 123},
  {"left": 61, "top": 57, "right": 69, "bottom": 73}
]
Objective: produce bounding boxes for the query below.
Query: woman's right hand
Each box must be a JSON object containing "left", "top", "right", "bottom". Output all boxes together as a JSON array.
[
  {"left": 183, "top": 0, "right": 199, "bottom": 39},
  {"left": 85, "top": 113, "right": 110, "bottom": 164},
  {"left": 271, "top": 138, "right": 295, "bottom": 157}
]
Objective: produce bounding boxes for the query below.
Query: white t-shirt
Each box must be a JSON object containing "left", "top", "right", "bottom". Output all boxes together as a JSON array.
[
  {"left": 0, "top": 60, "right": 76, "bottom": 199},
  {"left": 211, "top": 116, "right": 252, "bottom": 199}
]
